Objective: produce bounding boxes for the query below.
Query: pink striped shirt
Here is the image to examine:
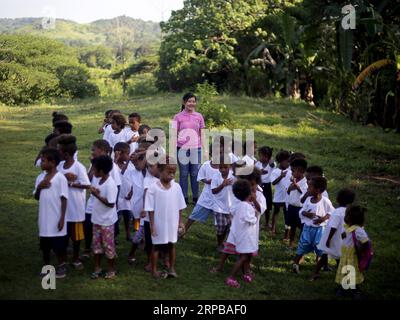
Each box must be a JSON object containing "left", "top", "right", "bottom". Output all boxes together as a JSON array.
[{"left": 172, "top": 110, "right": 205, "bottom": 149}]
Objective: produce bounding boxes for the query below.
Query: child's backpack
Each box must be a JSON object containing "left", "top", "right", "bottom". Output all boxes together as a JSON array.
[{"left": 352, "top": 230, "right": 374, "bottom": 272}]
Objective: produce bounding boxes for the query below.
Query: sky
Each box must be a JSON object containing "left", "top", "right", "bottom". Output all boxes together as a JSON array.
[{"left": 0, "top": 0, "right": 184, "bottom": 23}]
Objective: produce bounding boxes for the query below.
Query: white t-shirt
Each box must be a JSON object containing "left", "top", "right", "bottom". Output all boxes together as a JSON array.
[
  {"left": 103, "top": 124, "right": 113, "bottom": 143},
  {"left": 90, "top": 176, "right": 118, "bottom": 226},
  {"left": 108, "top": 129, "right": 128, "bottom": 150},
  {"left": 125, "top": 163, "right": 145, "bottom": 219},
  {"left": 86, "top": 163, "right": 121, "bottom": 214},
  {"left": 124, "top": 128, "right": 139, "bottom": 155},
  {"left": 196, "top": 161, "right": 219, "bottom": 210},
  {"left": 117, "top": 167, "right": 133, "bottom": 212},
  {"left": 299, "top": 196, "right": 334, "bottom": 227},
  {"left": 317, "top": 207, "right": 346, "bottom": 259},
  {"left": 271, "top": 167, "right": 292, "bottom": 203},
  {"left": 34, "top": 172, "right": 69, "bottom": 237},
  {"left": 255, "top": 187, "right": 266, "bottom": 244},
  {"left": 211, "top": 171, "right": 235, "bottom": 214},
  {"left": 255, "top": 161, "right": 275, "bottom": 183},
  {"left": 143, "top": 173, "right": 159, "bottom": 222},
  {"left": 144, "top": 180, "right": 187, "bottom": 244},
  {"left": 287, "top": 177, "right": 308, "bottom": 208},
  {"left": 227, "top": 201, "right": 258, "bottom": 253},
  {"left": 57, "top": 160, "right": 90, "bottom": 222}
]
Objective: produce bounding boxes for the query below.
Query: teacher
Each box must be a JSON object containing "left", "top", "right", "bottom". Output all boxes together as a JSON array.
[{"left": 172, "top": 93, "right": 205, "bottom": 205}]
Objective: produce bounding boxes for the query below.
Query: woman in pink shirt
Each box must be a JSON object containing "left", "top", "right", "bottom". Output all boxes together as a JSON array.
[{"left": 172, "top": 93, "right": 206, "bottom": 205}]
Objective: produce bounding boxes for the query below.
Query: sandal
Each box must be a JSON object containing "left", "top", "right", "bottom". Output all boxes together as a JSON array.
[
  {"left": 168, "top": 270, "right": 178, "bottom": 278},
  {"left": 104, "top": 271, "right": 116, "bottom": 279},
  {"left": 243, "top": 274, "right": 254, "bottom": 283},
  {"left": 91, "top": 270, "right": 103, "bottom": 279},
  {"left": 128, "top": 257, "right": 136, "bottom": 265},
  {"left": 225, "top": 277, "right": 240, "bottom": 288},
  {"left": 152, "top": 271, "right": 169, "bottom": 279}
]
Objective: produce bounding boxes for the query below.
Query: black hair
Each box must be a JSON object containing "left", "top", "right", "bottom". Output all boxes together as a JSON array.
[
  {"left": 345, "top": 205, "right": 366, "bottom": 227},
  {"left": 41, "top": 147, "right": 61, "bottom": 165},
  {"left": 275, "top": 150, "right": 290, "bottom": 163},
  {"left": 258, "top": 146, "right": 273, "bottom": 158},
  {"left": 239, "top": 168, "right": 262, "bottom": 185},
  {"left": 57, "top": 134, "right": 77, "bottom": 156},
  {"left": 91, "top": 155, "right": 113, "bottom": 175},
  {"left": 114, "top": 142, "right": 130, "bottom": 153},
  {"left": 112, "top": 114, "right": 127, "bottom": 129},
  {"left": 310, "top": 176, "right": 327, "bottom": 193},
  {"left": 54, "top": 120, "right": 73, "bottom": 134},
  {"left": 52, "top": 112, "right": 68, "bottom": 125},
  {"left": 105, "top": 110, "right": 113, "bottom": 117},
  {"left": 92, "top": 139, "right": 111, "bottom": 154},
  {"left": 306, "top": 165, "right": 324, "bottom": 176},
  {"left": 181, "top": 92, "right": 197, "bottom": 111},
  {"left": 289, "top": 152, "right": 306, "bottom": 164},
  {"left": 336, "top": 188, "right": 356, "bottom": 207},
  {"left": 232, "top": 179, "right": 252, "bottom": 201},
  {"left": 139, "top": 124, "right": 151, "bottom": 135},
  {"left": 290, "top": 158, "right": 308, "bottom": 172},
  {"left": 44, "top": 133, "right": 59, "bottom": 146},
  {"left": 128, "top": 112, "right": 141, "bottom": 121},
  {"left": 242, "top": 140, "right": 256, "bottom": 156}
]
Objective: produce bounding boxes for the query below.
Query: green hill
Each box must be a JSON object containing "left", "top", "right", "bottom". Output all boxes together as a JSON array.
[{"left": 0, "top": 16, "right": 161, "bottom": 48}]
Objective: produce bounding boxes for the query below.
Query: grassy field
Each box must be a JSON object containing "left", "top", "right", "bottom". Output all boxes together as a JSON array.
[{"left": 0, "top": 93, "right": 399, "bottom": 299}]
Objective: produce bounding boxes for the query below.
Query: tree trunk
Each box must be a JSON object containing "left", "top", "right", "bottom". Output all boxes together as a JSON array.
[
  {"left": 394, "top": 70, "right": 400, "bottom": 133},
  {"left": 304, "top": 79, "right": 315, "bottom": 106}
]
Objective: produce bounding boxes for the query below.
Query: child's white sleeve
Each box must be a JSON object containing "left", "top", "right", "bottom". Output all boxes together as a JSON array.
[
  {"left": 105, "top": 182, "right": 118, "bottom": 204},
  {"left": 243, "top": 206, "right": 257, "bottom": 225},
  {"left": 33, "top": 174, "right": 43, "bottom": 195},
  {"left": 59, "top": 175, "right": 69, "bottom": 200},
  {"left": 144, "top": 186, "right": 155, "bottom": 212},
  {"left": 355, "top": 227, "right": 369, "bottom": 244},
  {"left": 197, "top": 163, "right": 207, "bottom": 182},
  {"left": 78, "top": 163, "right": 91, "bottom": 185}
]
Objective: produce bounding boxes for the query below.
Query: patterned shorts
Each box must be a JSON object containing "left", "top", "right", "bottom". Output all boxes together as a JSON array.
[
  {"left": 92, "top": 224, "right": 116, "bottom": 259},
  {"left": 132, "top": 225, "right": 144, "bottom": 244},
  {"left": 214, "top": 212, "right": 231, "bottom": 236}
]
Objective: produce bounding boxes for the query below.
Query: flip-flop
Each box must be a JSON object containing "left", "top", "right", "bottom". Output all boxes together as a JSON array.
[
  {"left": 128, "top": 257, "right": 136, "bottom": 265},
  {"left": 168, "top": 271, "right": 178, "bottom": 278},
  {"left": 243, "top": 274, "right": 254, "bottom": 283},
  {"left": 104, "top": 271, "right": 116, "bottom": 279},
  {"left": 225, "top": 277, "right": 240, "bottom": 288},
  {"left": 91, "top": 270, "right": 103, "bottom": 279},
  {"left": 152, "top": 271, "right": 168, "bottom": 279}
]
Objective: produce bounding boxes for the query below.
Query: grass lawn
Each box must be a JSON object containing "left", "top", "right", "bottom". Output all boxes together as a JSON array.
[{"left": 0, "top": 93, "right": 399, "bottom": 299}]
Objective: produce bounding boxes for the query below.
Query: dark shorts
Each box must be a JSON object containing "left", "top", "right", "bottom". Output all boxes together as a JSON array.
[
  {"left": 153, "top": 243, "right": 173, "bottom": 253},
  {"left": 143, "top": 221, "right": 153, "bottom": 255},
  {"left": 262, "top": 183, "right": 272, "bottom": 212},
  {"left": 273, "top": 202, "right": 288, "bottom": 225},
  {"left": 287, "top": 204, "right": 302, "bottom": 229},
  {"left": 40, "top": 235, "right": 68, "bottom": 255}
]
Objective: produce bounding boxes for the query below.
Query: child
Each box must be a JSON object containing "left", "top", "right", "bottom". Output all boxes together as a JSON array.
[
  {"left": 335, "top": 205, "right": 370, "bottom": 299},
  {"left": 130, "top": 162, "right": 160, "bottom": 270},
  {"left": 286, "top": 158, "right": 308, "bottom": 247},
  {"left": 114, "top": 142, "right": 133, "bottom": 242},
  {"left": 83, "top": 139, "right": 121, "bottom": 258},
  {"left": 103, "top": 110, "right": 121, "bottom": 142},
  {"left": 270, "top": 150, "right": 291, "bottom": 237},
  {"left": 210, "top": 173, "right": 265, "bottom": 275},
  {"left": 145, "top": 156, "right": 187, "bottom": 278},
  {"left": 57, "top": 135, "right": 91, "bottom": 270},
  {"left": 108, "top": 114, "right": 128, "bottom": 151},
  {"left": 224, "top": 180, "right": 260, "bottom": 288},
  {"left": 33, "top": 148, "right": 69, "bottom": 278},
  {"left": 90, "top": 155, "right": 119, "bottom": 279},
  {"left": 255, "top": 146, "right": 275, "bottom": 230},
  {"left": 125, "top": 112, "right": 141, "bottom": 155},
  {"left": 211, "top": 159, "right": 235, "bottom": 251},
  {"left": 126, "top": 148, "right": 147, "bottom": 261},
  {"left": 53, "top": 121, "right": 73, "bottom": 135},
  {"left": 183, "top": 148, "right": 220, "bottom": 236},
  {"left": 292, "top": 176, "right": 334, "bottom": 274},
  {"left": 98, "top": 110, "right": 113, "bottom": 134},
  {"left": 310, "top": 188, "right": 355, "bottom": 280},
  {"left": 139, "top": 124, "right": 151, "bottom": 137}
]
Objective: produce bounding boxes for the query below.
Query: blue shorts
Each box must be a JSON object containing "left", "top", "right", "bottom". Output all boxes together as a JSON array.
[
  {"left": 296, "top": 225, "right": 323, "bottom": 256},
  {"left": 189, "top": 204, "right": 214, "bottom": 223}
]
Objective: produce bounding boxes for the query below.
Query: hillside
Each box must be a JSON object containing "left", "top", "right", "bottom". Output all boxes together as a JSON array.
[{"left": 0, "top": 16, "right": 161, "bottom": 48}]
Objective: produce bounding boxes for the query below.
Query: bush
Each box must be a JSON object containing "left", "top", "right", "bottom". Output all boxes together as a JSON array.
[
  {"left": 195, "top": 82, "right": 233, "bottom": 128},
  {"left": 127, "top": 73, "right": 159, "bottom": 96}
]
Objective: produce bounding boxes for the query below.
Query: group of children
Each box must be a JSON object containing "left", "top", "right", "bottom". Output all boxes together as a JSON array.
[{"left": 33, "top": 110, "right": 372, "bottom": 298}]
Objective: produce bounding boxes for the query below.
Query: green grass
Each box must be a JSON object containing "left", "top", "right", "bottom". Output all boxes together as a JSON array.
[{"left": 0, "top": 93, "right": 399, "bottom": 299}]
